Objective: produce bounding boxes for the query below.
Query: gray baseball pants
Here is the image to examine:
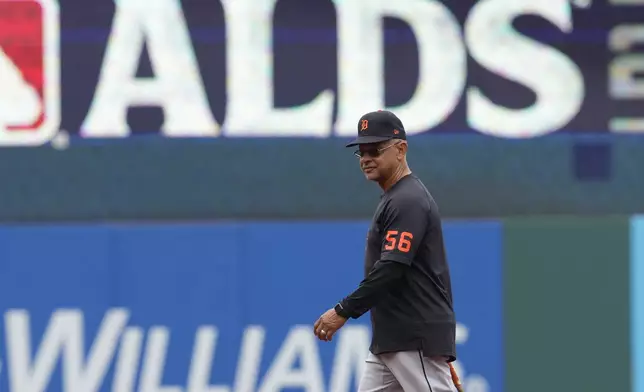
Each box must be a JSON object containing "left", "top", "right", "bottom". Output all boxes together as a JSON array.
[{"left": 357, "top": 350, "right": 458, "bottom": 392}]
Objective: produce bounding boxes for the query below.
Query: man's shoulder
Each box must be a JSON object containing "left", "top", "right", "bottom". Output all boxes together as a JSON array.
[{"left": 386, "top": 175, "right": 433, "bottom": 206}]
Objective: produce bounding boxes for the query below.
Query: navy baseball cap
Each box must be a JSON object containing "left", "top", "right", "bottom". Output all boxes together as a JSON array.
[{"left": 345, "top": 110, "right": 407, "bottom": 147}]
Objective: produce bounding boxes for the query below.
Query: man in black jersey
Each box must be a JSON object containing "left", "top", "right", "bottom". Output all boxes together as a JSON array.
[{"left": 313, "top": 110, "right": 461, "bottom": 391}]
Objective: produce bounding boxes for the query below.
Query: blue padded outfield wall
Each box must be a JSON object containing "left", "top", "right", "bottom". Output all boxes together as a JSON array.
[{"left": 0, "top": 221, "right": 503, "bottom": 392}]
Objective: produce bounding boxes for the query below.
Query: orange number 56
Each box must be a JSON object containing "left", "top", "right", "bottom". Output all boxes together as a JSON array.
[{"left": 384, "top": 230, "right": 413, "bottom": 252}]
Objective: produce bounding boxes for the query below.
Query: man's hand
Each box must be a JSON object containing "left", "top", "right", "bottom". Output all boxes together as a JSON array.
[{"left": 313, "top": 308, "right": 347, "bottom": 342}]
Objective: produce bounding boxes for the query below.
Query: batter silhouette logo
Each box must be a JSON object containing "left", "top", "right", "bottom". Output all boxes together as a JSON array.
[{"left": 0, "top": 0, "right": 60, "bottom": 146}]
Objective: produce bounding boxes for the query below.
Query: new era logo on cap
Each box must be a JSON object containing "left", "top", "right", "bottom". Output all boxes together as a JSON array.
[
  {"left": 0, "top": 0, "right": 60, "bottom": 146},
  {"left": 346, "top": 110, "right": 407, "bottom": 147}
]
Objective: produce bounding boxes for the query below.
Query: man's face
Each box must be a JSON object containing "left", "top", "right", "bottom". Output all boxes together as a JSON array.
[{"left": 356, "top": 140, "right": 401, "bottom": 181}]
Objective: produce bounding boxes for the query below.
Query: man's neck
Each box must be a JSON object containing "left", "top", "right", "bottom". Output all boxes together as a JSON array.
[{"left": 380, "top": 166, "right": 412, "bottom": 191}]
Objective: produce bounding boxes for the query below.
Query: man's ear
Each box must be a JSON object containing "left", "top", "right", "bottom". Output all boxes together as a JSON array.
[{"left": 398, "top": 142, "right": 408, "bottom": 158}]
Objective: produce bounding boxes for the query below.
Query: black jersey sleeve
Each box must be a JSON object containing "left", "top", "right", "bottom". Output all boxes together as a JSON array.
[
  {"left": 379, "top": 195, "right": 429, "bottom": 265},
  {"left": 336, "top": 259, "right": 407, "bottom": 319}
]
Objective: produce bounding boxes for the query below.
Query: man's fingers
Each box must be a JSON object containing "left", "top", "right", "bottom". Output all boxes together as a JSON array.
[
  {"left": 314, "top": 321, "right": 325, "bottom": 338},
  {"left": 326, "top": 326, "right": 339, "bottom": 341},
  {"left": 314, "top": 318, "right": 326, "bottom": 335},
  {"left": 315, "top": 322, "right": 333, "bottom": 341},
  {"left": 319, "top": 324, "right": 333, "bottom": 342}
]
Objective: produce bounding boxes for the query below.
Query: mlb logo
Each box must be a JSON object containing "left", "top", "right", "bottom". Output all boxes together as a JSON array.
[{"left": 0, "top": 0, "right": 59, "bottom": 146}]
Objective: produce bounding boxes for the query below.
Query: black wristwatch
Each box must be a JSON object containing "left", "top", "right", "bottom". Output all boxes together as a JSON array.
[{"left": 334, "top": 302, "right": 351, "bottom": 319}]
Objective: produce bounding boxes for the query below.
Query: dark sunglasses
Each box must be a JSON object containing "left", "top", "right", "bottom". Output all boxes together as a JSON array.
[{"left": 354, "top": 141, "right": 401, "bottom": 158}]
